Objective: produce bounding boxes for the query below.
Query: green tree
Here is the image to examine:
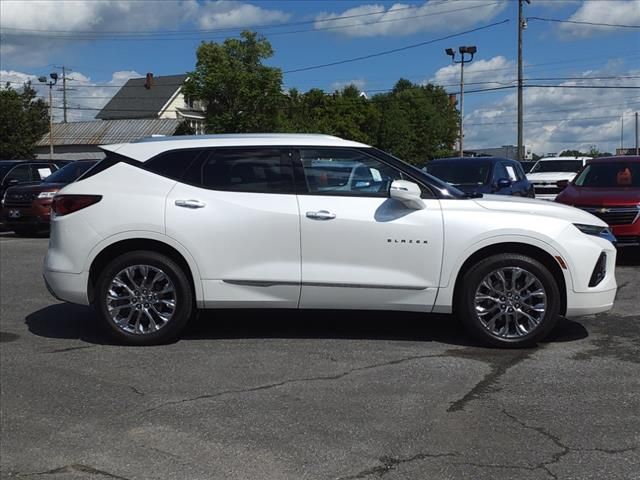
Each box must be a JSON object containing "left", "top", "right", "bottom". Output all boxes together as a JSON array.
[
  {"left": 373, "top": 79, "right": 458, "bottom": 165},
  {"left": 182, "top": 31, "right": 283, "bottom": 133},
  {"left": 0, "top": 83, "right": 49, "bottom": 159},
  {"left": 281, "top": 84, "right": 378, "bottom": 144},
  {"left": 559, "top": 147, "right": 612, "bottom": 158}
]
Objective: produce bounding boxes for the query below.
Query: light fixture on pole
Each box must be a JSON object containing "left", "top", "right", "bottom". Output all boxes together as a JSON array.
[
  {"left": 39, "top": 72, "right": 58, "bottom": 160},
  {"left": 445, "top": 46, "right": 477, "bottom": 157}
]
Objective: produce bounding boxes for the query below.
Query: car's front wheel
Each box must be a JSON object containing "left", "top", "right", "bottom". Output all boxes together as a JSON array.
[
  {"left": 95, "top": 251, "right": 194, "bottom": 345},
  {"left": 456, "top": 253, "right": 560, "bottom": 348}
]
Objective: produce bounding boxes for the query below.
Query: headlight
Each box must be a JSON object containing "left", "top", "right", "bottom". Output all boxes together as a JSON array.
[
  {"left": 573, "top": 223, "right": 616, "bottom": 244},
  {"left": 37, "top": 191, "right": 57, "bottom": 199}
]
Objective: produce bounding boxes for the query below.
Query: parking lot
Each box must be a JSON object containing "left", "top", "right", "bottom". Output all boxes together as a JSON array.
[{"left": 1, "top": 234, "right": 639, "bottom": 480}]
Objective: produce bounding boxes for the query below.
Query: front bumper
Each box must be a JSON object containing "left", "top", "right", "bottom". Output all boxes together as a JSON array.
[{"left": 565, "top": 287, "right": 616, "bottom": 317}]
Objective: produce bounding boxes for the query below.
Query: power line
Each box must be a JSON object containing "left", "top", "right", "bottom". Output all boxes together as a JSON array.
[
  {"left": 466, "top": 114, "right": 628, "bottom": 126},
  {"left": 0, "top": 0, "right": 496, "bottom": 40},
  {"left": 525, "top": 84, "right": 640, "bottom": 90},
  {"left": 527, "top": 16, "right": 640, "bottom": 29},
  {"left": 283, "top": 19, "right": 510, "bottom": 74}
]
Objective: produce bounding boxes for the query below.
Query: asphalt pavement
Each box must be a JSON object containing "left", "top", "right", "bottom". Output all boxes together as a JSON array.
[{"left": 1, "top": 234, "right": 639, "bottom": 480}]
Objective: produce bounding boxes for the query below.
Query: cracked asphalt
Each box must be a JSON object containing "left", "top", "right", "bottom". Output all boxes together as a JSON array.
[{"left": 1, "top": 235, "right": 639, "bottom": 480}]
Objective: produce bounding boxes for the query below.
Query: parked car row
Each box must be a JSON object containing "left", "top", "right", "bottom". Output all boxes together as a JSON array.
[
  {"left": 2, "top": 154, "right": 638, "bottom": 248},
  {"left": 423, "top": 157, "right": 534, "bottom": 197},
  {"left": 421, "top": 155, "right": 639, "bottom": 247}
]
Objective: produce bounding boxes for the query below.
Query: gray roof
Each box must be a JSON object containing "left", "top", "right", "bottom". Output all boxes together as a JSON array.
[
  {"left": 96, "top": 74, "right": 187, "bottom": 120},
  {"left": 36, "top": 119, "right": 181, "bottom": 146}
]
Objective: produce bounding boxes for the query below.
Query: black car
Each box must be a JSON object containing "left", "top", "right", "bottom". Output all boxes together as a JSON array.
[
  {"left": 0, "top": 160, "right": 60, "bottom": 200},
  {"left": 2, "top": 160, "right": 98, "bottom": 235},
  {"left": 424, "top": 157, "right": 535, "bottom": 197}
]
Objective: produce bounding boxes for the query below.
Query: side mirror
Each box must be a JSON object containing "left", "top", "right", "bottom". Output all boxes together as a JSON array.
[
  {"left": 556, "top": 179, "right": 569, "bottom": 189},
  {"left": 496, "top": 178, "right": 512, "bottom": 189},
  {"left": 389, "top": 180, "right": 425, "bottom": 210}
]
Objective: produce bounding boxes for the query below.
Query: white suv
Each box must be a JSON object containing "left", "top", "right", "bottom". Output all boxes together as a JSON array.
[
  {"left": 43, "top": 134, "right": 617, "bottom": 347},
  {"left": 527, "top": 156, "right": 591, "bottom": 200}
]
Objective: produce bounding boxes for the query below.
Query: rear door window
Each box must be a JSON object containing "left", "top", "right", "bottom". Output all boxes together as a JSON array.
[{"left": 184, "top": 148, "right": 294, "bottom": 194}]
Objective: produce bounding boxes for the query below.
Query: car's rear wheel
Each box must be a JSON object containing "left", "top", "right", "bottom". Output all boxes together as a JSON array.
[
  {"left": 95, "top": 251, "right": 194, "bottom": 345},
  {"left": 456, "top": 253, "right": 560, "bottom": 348}
]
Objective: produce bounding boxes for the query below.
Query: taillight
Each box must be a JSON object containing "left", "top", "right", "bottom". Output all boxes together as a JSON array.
[{"left": 52, "top": 195, "right": 102, "bottom": 216}]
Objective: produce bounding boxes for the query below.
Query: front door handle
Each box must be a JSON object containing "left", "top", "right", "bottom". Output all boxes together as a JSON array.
[
  {"left": 306, "top": 210, "right": 336, "bottom": 220},
  {"left": 175, "top": 199, "right": 206, "bottom": 209}
]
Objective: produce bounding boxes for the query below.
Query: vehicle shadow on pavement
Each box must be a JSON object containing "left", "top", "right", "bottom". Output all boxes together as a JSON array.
[
  {"left": 25, "top": 303, "right": 119, "bottom": 346},
  {"left": 24, "top": 302, "right": 588, "bottom": 348}
]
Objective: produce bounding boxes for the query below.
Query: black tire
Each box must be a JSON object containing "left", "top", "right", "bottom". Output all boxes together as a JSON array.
[
  {"left": 455, "top": 253, "right": 560, "bottom": 348},
  {"left": 95, "top": 251, "right": 194, "bottom": 345}
]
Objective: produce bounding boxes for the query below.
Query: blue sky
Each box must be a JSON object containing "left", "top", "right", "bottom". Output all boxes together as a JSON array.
[{"left": 1, "top": 0, "right": 639, "bottom": 155}]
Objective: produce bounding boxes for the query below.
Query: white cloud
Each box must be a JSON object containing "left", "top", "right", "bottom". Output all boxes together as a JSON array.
[
  {"left": 1, "top": 69, "right": 142, "bottom": 122},
  {"left": 331, "top": 79, "right": 367, "bottom": 91},
  {"left": 314, "top": 0, "right": 508, "bottom": 38},
  {"left": 462, "top": 67, "right": 640, "bottom": 156},
  {"left": 0, "top": 0, "right": 290, "bottom": 63},
  {"left": 431, "top": 56, "right": 516, "bottom": 89},
  {"left": 197, "top": 1, "right": 290, "bottom": 29},
  {"left": 560, "top": 0, "right": 640, "bottom": 38}
]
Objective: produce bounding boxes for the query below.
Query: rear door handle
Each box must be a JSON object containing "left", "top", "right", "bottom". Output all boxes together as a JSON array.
[
  {"left": 175, "top": 199, "right": 206, "bottom": 209},
  {"left": 306, "top": 210, "right": 336, "bottom": 220}
]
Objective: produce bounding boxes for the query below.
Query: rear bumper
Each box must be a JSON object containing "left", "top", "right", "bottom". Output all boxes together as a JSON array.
[
  {"left": 43, "top": 268, "right": 89, "bottom": 305},
  {"left": 1, "top": 203, "right": 51, "bottom": 229}
]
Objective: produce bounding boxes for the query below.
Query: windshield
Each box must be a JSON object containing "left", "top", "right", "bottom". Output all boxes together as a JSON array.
[
  {"left": 44, "top": 161, "right": 96, "bottom": 184},
  {"left": 425, "top": 161, "right": 491, "bottom": 185},
  {"left": 530, "top": 160, "right": 583, "bottom": 173},
  {"left": 574, "top": 163, "right": 640, "bottom": 188}
]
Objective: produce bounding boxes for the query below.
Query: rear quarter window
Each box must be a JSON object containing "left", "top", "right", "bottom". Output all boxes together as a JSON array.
[{"left": 144, "top": 149, "right": 204, "bottom": 180}]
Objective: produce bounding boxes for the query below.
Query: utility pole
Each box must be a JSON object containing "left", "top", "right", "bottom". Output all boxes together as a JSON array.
[
  {"left": 518, "top": 0, "right": 530, "bottom": 162},
  {"left": 636, "top": 112, "right": 640, "bottom": 155},
  {"left": 38, "top": 73, "right": 58, "bottom": 159},
  {"left": 54, "top": 65, "right": 70, "bottom": 122},
  {"left": 445, "top": 45, "right": 477, "bottom": 157},
  {"left": 621, "top": 115, "right": 624, "bottom": 151},
  {"left": 62, "top": 66, "right": 68, "bottom": 123}
]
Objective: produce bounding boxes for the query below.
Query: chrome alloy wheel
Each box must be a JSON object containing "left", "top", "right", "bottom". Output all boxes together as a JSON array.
[
  {"left": 474, "top": 267, "right": 547, "bottom": 339},
  {"left": 106, "top": 265, "right": 177, "bottom": 335}
]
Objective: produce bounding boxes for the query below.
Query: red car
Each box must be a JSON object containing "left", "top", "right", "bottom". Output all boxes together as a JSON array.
[
  {"left": 555, "top": 156, "right": 640, "bottom": 247},
  {"left": 1, "top": 159, "right": 97, "bottom": 235}
]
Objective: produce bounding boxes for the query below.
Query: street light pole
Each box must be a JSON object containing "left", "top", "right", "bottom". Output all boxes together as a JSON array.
[
  {"left": 445, "top": 46, "right": 477, "bottom": 157},
  {"left": 518, "top": 0, "right": 530, "bottom": 162},
  {"left": 38, "top": 72, "right": 58, "bottom": 160}
]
